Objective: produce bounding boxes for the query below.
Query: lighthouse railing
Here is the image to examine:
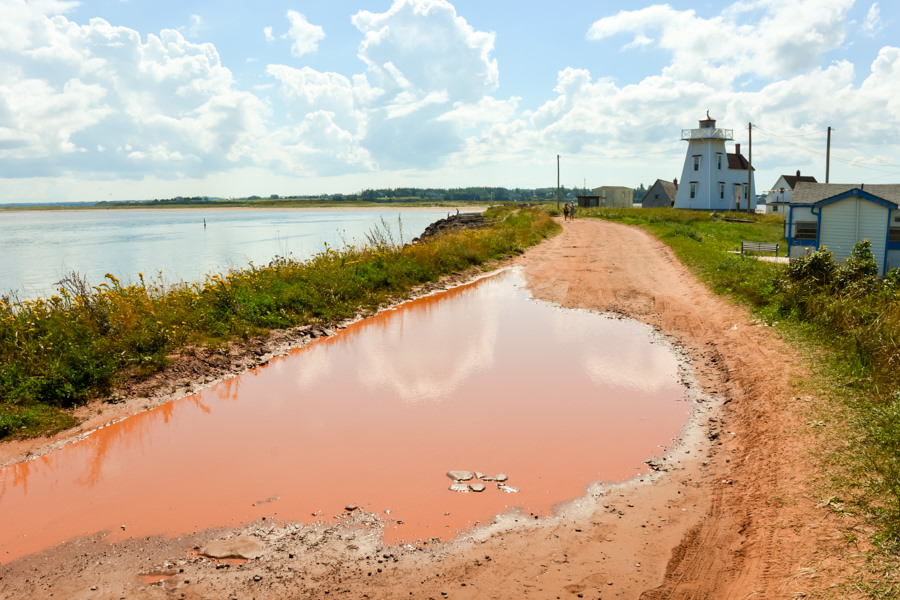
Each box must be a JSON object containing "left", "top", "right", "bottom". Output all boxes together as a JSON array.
[{"left": 681, "top": 128, "right": 733, "bottom": 141}]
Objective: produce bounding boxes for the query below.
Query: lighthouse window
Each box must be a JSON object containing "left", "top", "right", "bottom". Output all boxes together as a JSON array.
[
  {"left": 717, "top": 153, "right": 723, "bottom": 170},
  {"left": 719, "top": 183, "right": 725, "bottom": 199},
  {"left": 690, "top": 182, "right": 697, "bottom": 198},
  {"left": 692, "top": 155, "right": 700, "bottom": 171}
]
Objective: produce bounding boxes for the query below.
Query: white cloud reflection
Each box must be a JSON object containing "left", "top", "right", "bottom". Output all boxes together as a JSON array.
[{"left": 355, "top": 287, "right": 500, "bottom": 403}]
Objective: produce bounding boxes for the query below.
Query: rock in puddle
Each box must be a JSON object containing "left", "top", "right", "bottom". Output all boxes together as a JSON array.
[
  {"left": 200, "top": 536, "right": 265, "bottom": 560},
  {"left": 446, "top": 470, "right": 474, "bottom": 482},
  {"left": 498, "top": 484, "right": 519, "bottom": 493},
  {"left": 469, "top": 483, "right": 486, "bottom": 492},
  {"left": 449, "top": 483, "right": 471, "bottom": 493}
]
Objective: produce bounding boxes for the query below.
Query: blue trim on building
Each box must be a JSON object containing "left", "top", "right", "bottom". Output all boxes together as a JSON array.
[
  {"left": 812, "top": 204, "right": 823, "bottom": 249},
  {"left": 814, "top": 187, "right": 896, "bottom": 211},
  {"left": 785, "top": 203, "right": 816, "bottom": 253},
  {"left": 787, "top": 188, "right": 898, "bottom": 275},
  {"left": 883, "top": 206, "right": 893, "bottom": 276}
]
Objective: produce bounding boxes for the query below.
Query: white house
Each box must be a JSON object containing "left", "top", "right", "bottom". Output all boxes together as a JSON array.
[
  {"left": 786, "top": 183, "right": 900, "bottom": 275},
  {"left": 673, "top": 113, "right": 756, "bottom": 211},
  {"left": 762, "top": 170, "right": 817, "bottom": 214}
]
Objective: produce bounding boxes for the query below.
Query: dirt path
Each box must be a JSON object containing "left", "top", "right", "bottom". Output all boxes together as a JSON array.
[{"left": 0, "top": 218, "right": 852, "bottom": 599}]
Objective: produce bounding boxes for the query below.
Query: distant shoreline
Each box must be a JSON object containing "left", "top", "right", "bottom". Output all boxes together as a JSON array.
[{"left": 0, "top": 204, "right": 487, "bottom": 215}]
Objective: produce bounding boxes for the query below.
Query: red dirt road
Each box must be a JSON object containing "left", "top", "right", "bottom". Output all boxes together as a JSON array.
[{"left": 0, "top": 218, "right": 854, "bottom": 599}]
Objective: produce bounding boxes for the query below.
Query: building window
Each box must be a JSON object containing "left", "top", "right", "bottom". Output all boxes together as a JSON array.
[
  {"left": 693, "top": 155, "right": 700, "bottom": 171},
  {"left": 795, "top": 222, "right": 817, "bottom": 240},
  {"left": 719, "top": 182, "right": 725, "bottom": 199},
  {"left": 717, "top": 153, "right": 723, "bottom": 170},
  {"left": 890, "top": 215, "right": 900, "bottom": 242},
  {"left": 690, "top": 182, "right": 697, "bottom": 198}
]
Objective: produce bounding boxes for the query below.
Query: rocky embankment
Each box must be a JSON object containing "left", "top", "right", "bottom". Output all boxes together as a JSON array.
[{"left": 413, "top": 212, "right": 490, "bottom": 242}]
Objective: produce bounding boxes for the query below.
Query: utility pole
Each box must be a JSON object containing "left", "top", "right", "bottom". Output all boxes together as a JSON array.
[
  {"left": 557, "top": 155, "right": 560, "bottom": 210},
  {"left": 747, "top": 122, "right": 753, "bottom": 213},
  {"left": 826, "top": 126, "right": 832, "bottom": 183}
]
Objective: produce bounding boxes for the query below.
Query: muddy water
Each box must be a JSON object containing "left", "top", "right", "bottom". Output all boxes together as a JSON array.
[{"left": 0, "top": 268, "right": 690, "bottom": 562}]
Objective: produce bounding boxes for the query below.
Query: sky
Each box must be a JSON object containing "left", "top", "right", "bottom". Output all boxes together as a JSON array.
[{"left": 1, "top": 0, "right": 899, "bottom": 204}]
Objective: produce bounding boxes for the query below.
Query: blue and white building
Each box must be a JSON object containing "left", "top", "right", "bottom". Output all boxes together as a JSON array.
[{"left": 786, "top": 183, "right": 900, "bottom": 275}]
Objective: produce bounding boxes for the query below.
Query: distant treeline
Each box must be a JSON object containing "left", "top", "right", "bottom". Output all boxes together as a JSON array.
[{"left": 89, "top": 185, "right": 650, "bottom": 208}]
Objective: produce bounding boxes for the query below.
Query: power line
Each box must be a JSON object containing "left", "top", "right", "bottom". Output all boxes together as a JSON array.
[{"left": 752, "top": 124, "right": 900, "bottom": 177}]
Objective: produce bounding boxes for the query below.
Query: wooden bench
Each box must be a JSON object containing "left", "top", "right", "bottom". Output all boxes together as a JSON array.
[{"left": 741, "top": 241, "right": 779, "bottom": 256}]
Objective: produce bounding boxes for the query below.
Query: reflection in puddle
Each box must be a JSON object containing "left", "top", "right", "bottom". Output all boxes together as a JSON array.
[{"left": 0, "top": 268, "right": 690, "bottom": 562}]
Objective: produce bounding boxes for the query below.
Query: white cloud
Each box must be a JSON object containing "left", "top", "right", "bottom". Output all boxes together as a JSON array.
[
  {"left": 0, "top": 2, "right": 267, "bottom": 179},
  {"left": 437, "top": 96, "right": 520, "bottom": 126},
  {"left": 178, "top": 14, "right": 203, "bottom": 40},
  {"left": 352, "top": 0, "right": 498, "bottom": 104},
  {"left": 622, "top": 34, "right": 652, "bottom": 50},
  {"left": 284, "top": 10, "right": 324, "bottom": 58},
  {"left": 2, "top": 0, "right": 900, "bottom": 201},
  {"left": 864, "top": 3, "right": 883, "bottom": 36},
  {"left": 588, "top": 0, "right": 853, "bottom": 82}
]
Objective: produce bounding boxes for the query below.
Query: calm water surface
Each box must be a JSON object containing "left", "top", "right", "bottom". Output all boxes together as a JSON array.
[
  {"left": 0, "top": 268, "right": 691, "bottom": 561},
  {"left": 0, "top": 208, "right": 450, "bottom": 298}
]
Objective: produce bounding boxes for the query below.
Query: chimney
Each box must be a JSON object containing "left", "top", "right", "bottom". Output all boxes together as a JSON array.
[
  {"left": 673, "top": 178, "right": 678, "bottom": 187},
  {"left": 796, "top": 169, "right": 801, "bottom": 177},
  {"left": 735, "top": 143, "right": 741, "bottom": 155}
]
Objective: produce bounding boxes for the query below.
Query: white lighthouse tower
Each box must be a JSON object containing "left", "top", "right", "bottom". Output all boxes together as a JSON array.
[{"left": 673, "top": 112, "right": 755, "bottom": 211}]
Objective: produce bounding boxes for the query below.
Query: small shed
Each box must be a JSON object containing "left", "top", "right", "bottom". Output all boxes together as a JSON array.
[
  {"left": 590, "top": 186, "right": 633, "bottom": 208},
  {"left": 642, "top": 179, "right": 678, "bottom": 208},
  {"left": 576, "top": 195, "right": 601, "bottom": 208},
  {"left": 786, "top": 183, "right": 900, "bottom": 275}
]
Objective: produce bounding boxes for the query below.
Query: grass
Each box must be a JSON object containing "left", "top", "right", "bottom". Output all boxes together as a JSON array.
[
  {"left": 581, "top": 207, "right": 900, "bottom": 597},
  {"left": 0, "top": 205, "right": 559, "bottom": 439}
]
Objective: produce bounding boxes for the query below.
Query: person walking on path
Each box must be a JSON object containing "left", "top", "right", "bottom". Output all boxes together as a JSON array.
[{"left": 563, "top": 203, "right": 570, "bottom": 221}]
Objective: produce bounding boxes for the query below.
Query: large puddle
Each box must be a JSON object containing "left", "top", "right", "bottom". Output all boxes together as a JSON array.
[{"left": 0, "top": 268, "right": 690, "bottom": 562}]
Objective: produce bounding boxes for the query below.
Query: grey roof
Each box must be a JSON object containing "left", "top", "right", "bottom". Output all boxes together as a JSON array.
[
  {"left": 791, "top": 182, "right": 900, "bottom": 206},
  {"left": 655, "top": 179, "right": 677, "bottom": 198},
  {"left": 641, "top": 179, "right": 677, "bottom": 206}
]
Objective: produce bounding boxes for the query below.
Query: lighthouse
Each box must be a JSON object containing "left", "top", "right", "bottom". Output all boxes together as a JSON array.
[{"left": 673, "top": 113, "right": 755, "bottom": 211}]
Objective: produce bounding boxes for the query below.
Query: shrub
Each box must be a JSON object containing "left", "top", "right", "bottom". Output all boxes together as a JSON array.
[
  {"left": 836, "top": 239, "right": 879, "bottom": 294},
  {"left": 785, "top": 246, "right": 837, "bottom": 288}
]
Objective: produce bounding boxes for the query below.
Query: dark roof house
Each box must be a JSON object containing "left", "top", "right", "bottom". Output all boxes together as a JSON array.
[{"left": 642, "top": 179, "right": 678, "bottom": 208}]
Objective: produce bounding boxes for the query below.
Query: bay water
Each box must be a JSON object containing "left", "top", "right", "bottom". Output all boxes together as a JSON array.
[{"left": 0, "top": 208, "right": 452, "bottom": 299}]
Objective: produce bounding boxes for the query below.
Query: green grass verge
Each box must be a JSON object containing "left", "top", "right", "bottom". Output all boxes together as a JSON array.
[
  {"left": 580, "top": 206, "right": 900, "bottom": 596},
  {"left": 0, "top": 206, "right": 559, "bottom": 440}
]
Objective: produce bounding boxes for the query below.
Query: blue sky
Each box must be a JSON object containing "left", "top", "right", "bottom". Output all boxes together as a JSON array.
[{"left": 1, "top": 0, "right": 898, "bottom": 203}]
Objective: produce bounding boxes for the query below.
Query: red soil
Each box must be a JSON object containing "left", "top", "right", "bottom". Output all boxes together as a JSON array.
[{"left": 0, "top": 218, "right": 857, "bottom": 599}]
